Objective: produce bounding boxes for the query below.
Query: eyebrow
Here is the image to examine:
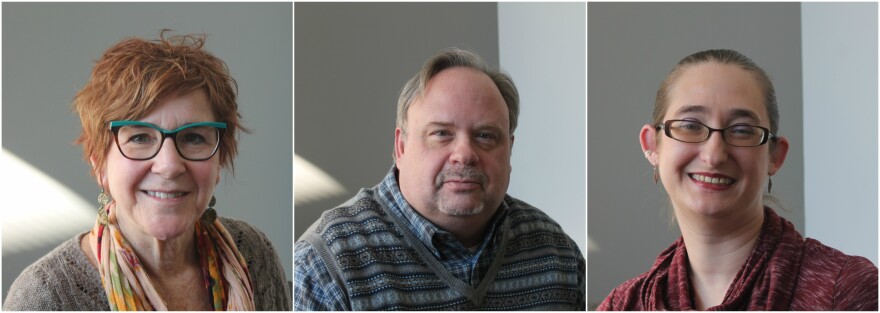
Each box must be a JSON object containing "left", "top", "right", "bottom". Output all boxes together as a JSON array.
[
  {"left": 674, "top": 105, "right": 760, "bottom": 122},
  {"left": 424, "top": 122, "right": 506, "bottom": 133},
  {"left": 425, "top": 122, "right": 454, "bottom": 129}
]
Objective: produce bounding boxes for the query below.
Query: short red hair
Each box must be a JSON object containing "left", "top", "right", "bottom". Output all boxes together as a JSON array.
[{"left": 74, "top": 30, "right": 246, "bottom": 175}]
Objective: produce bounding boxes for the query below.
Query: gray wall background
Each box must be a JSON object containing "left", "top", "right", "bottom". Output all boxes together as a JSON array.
[
  {"left": 294, "top": 2, "right": 500, "bottom": 240},
  {"left": 294, "top": 2, "right": 586, "bottom": 254},
  {"left": 587, "top": 2, "right": 805, "bottom": 308},
  {"left": 2, "top": 3, "right": 293, "bottom": 298}
]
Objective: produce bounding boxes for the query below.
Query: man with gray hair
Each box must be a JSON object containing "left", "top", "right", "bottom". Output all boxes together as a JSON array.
[{"left": 294, "top": 48, "right": 585, "bottom": 310}]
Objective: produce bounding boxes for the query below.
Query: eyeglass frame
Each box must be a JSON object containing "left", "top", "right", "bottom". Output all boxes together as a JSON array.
[
  {"left": 655, "top": 119, "right": 777, "bottom": 147},
  {"left": 109, "top": 120, "right": 227, "bottom": 161}
]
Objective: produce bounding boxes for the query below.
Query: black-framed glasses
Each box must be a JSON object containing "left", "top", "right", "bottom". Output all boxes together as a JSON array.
[
  {"left": 109, "top": 121, "right": 226, "bottom": 161},
  {"left": 656, "top": 119, "right": 776, "bottom": 147}
]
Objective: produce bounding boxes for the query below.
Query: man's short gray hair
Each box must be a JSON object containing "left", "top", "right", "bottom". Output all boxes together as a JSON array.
[{"left": 396, "top": 48, "right": 520, "bottom": 136}]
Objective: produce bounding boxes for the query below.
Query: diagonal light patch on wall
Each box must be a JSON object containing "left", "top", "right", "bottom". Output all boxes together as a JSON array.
[
  {"left": 294, "top": 154, "right": 346, "bottom": 206},
  {"left": 2, "top": 148, "right": 95, "bottom": 254},
  {"left": 588, "top": 236, "right": 600, "bottom": 252}
]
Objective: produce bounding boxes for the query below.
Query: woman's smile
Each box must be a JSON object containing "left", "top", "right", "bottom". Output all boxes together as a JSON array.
[
  {"left": 143, "top": 190, "right": 188, "bottom": 200},
  {"left": 688, "top": 172, "right": 736, "bottom": 191}
]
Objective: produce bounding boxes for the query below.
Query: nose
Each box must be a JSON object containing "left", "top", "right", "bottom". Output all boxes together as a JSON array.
[
  {"left": 151, "top": 137, "right": 186, "bottom": 178},
  {"left": 700, "top": 130, "right": 728, "bottom": 167},
  {"left": 449, "top": 136, "right": 479, "bottom": 166}
]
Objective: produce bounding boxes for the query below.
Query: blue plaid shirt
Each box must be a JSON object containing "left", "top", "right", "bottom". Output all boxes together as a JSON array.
[{"left": 294, "top": 166, "right": 508, "bottom": 310}]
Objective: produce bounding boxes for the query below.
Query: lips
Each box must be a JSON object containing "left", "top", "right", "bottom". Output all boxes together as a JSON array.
[
  {"left": 444, "top": 179, "right": 480, "bottom": 184},
  {"left": 143, "top": 190, "right": 187, "bottom": 199},
  {"left": 442, "top": 179, "right": 482, "bottom": 191},
  {"left": 435, "top": 166, "right": 487, "bottom": 190},
  {"left": 689, "top": 173, "right": 735, "bottom": 186}
]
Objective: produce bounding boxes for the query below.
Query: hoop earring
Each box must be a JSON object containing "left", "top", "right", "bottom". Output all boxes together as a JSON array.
[
  {"left": 201, "top": 196, "right": 217, "bottom": 224},
  {"left": 768, "top": 176, "right": 773, "bottom": 194},
  {"left": 97, "top": 188, "right": 112, "bottom": 225}
]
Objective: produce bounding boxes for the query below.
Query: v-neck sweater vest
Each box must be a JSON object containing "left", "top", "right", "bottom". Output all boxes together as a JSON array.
[{"left": 301, "top": 188, "right": 585, "bottom": 310}]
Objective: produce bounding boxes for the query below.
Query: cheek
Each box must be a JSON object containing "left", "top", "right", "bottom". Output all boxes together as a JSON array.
[
  {"left": 192, "top": 161, "right": 221, "bottom": 188},
  {"left": 405, "top": 144, "right": 447, "bottom": 177},
  {"left": 105, "top": 155, "right": 148, "bottom": 196},
  {"left": 483, "top": 148, "right": 512, "bottom": 182},
  {"left": 733, "top": 151, "right": 766, "bottom": 177},
  {"left": 657, "top": 141, "right": 696, "bottom": 172}
]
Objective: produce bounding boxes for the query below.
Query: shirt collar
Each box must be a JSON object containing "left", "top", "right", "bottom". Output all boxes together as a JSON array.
[
  {"left": 376, "top": 165, "right": 509, "bottom": 257},
  {"left": 377, "top": 165, "right": 442, "bottom": 252}
]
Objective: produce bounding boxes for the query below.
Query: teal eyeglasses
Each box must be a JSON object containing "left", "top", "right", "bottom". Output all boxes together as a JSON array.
[{"left": 109, "top": 121, "right": 227, "bottom": 161}]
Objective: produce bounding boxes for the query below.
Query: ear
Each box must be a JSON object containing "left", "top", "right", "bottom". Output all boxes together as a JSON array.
[
  {"left": 768, "top": 136, "right": 789, "bottom": 176},
  {"left": 639, "top": 124, "right": 659, "bottom": 166},
  {"left": 89, "top": 155, "right": 108, "bottom": 188},
  {"left": 394, "top": 128, "right": 406, "bottom": 166},
  {"left": 509, "top": 134, "right": 515, "bottom": 153}
]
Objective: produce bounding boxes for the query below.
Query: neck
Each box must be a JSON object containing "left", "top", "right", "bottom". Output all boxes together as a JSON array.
[
  {"left": 429, "top": 211, "right": 496, "bottom": 248},
  {"left": 676, "top": 205, "right": 765, "bottom": 309},
  {"left": 115, "top": 215, "right": 200, "bottom": 279}
]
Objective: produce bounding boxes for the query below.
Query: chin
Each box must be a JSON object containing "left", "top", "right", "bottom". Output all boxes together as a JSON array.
[
  {"left": 144, "top": 216, "right": 196, "bottom": 241},
  {"left": 439, "top": 206, "right": 484, "bottom": 217},
  {"left": 681, "top": 197, "right": 739, "bottom": 218},
  {"left": 437, "top": 199, "right": 485, "bottom": 216}
]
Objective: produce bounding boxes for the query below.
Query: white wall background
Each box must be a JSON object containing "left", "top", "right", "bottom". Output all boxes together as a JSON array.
[
  {"left": 802, "top": 2, "right": 878, "bottom": 265},
  {"left": 498, "top": 3, "right": 586, "bottom": 257}
]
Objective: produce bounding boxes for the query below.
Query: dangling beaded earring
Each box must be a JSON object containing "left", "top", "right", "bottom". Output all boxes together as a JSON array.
[
  {"left": 97, "top": 188, "right": 111, "bottom": 225},
  {"left": 768, "top": 176, "right": 773, "bottom": 193},
  {"left": 201, "top": 196, "right": 217, "bottom": 224},
  {"left": 646, "top": 151, "right": 659, "bottom": 184}
]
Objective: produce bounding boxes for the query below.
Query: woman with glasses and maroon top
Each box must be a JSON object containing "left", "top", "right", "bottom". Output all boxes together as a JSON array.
[
  {"left": 598, "top": 49, "right": 877, "bottom": 311},
  {"left": 3, "top": 32, "right": 290, "bottom": 311}
]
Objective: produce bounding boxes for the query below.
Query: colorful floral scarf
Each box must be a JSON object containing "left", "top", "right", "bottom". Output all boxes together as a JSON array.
[{"left": 90, "top": 203, "right": 255, "bottom": 311}]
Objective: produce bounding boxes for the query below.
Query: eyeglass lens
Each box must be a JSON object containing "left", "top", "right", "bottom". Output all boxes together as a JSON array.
[
  {"left": 666, "top": 120, "right": 766, "bottom": 146},
  {"left": 116, "top": 125, "right": 220, "bottom": 160}
]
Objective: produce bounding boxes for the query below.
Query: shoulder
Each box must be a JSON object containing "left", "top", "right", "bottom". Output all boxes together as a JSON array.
[
  {"left": 3, "top": 233, "right": 106, "bottom": 311},
  {"left": 218, "top": 216, "right": 280, "bottom": 262},
  {"left": 297, "top": 189, "right": 399, "bottom": 254},
  {"left": 293, "top": 241, "right": 350, "bottom": 310},
  {"left": 596, "top": 272, "right": 649, "bottom": 310},
  {"left": 217, "top": 216, "right": 291, "bottom": 310},
  {"left": 502, "top": 195, "right": 586, "bottom": 308},
  {"left": 504, "top": 195, "right": 583, "bottom": 254},
  {"left": 301, "top": 189, "right": 386, "bottom": 238},
  {"left": 595, "top": 239, "right": 682, "bottom": 311},
  {"left": 504, "top": 196, "right": 563, "bottom": 228},
  {"left": 294, "top": 188, "right": 390, "bottom": 273},
  {"left": 795, "top": 238, "right": 878, "bottom": 310}
]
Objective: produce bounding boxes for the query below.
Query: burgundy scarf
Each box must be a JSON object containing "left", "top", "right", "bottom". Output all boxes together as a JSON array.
[{"left": 637, "top": 207, "right": 804, "bottom": 310}]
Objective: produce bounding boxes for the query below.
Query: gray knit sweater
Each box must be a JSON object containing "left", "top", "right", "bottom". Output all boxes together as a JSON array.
[
  {"left": 3, "top": 217, "right": 291, "bottom": 311},
  {"left": 298, "top": 186, "right": 586, "bottom": 310}
]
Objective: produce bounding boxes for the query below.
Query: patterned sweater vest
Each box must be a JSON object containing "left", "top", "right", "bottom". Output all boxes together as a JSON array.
[{"left": 301, "top": 189, "right": 584, "bottom": 310}]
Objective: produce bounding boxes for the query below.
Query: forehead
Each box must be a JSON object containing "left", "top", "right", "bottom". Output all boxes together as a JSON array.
[
  {"left": 409, "top": 67, "right": 509, "bottom": 127},
  {"left": 142, "top": 89, "right": 216, "bottom": 124},
  {"left": 666, "top": 63, "right": 767, "bottom": 124}
]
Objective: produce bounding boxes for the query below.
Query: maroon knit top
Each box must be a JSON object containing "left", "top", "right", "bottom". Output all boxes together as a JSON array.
[{"left": 598, "top": 207, "right": 878, "bottom": 311}]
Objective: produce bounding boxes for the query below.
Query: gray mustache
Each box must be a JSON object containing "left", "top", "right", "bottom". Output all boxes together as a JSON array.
[{"left": 435, "top": 166, "right": 487, "bottom": 188}]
